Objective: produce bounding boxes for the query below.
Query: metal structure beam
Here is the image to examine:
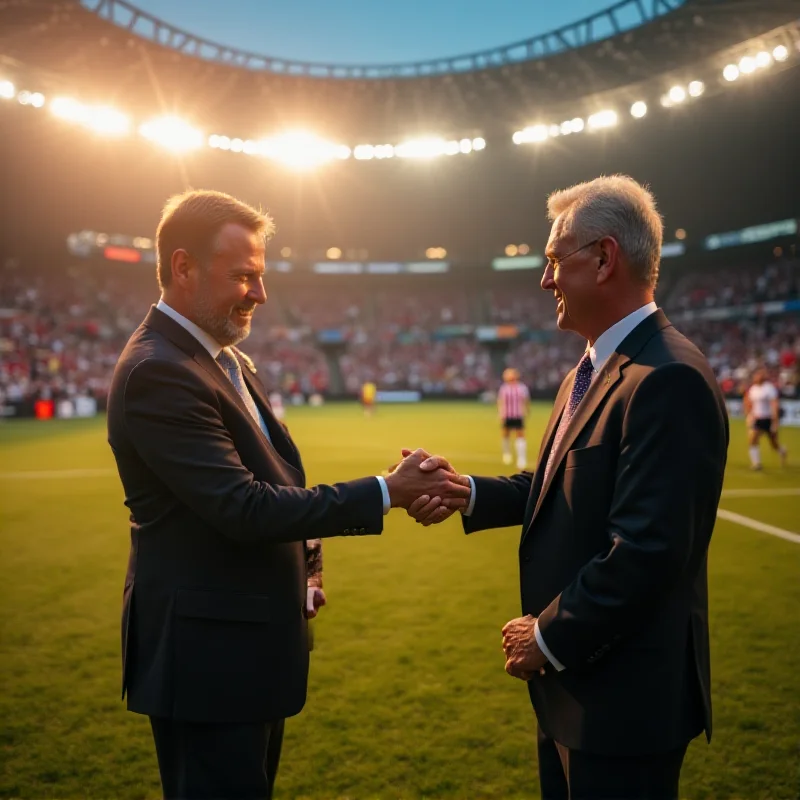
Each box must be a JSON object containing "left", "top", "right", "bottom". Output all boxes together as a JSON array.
[{"left": 85, "top": 0, "right": 686, "bottom": 79}]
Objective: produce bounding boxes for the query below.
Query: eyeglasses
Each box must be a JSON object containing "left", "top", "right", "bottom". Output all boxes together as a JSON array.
[{"left": 545, "top": 237, "right": 602, "bottom": 272}]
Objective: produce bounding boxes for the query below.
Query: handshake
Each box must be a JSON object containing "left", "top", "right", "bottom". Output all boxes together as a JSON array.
[{"left": 383, "top": 448, "right": 471, "bottom": 526}]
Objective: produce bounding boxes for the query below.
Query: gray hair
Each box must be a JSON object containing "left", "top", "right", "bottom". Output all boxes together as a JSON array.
[{"left": 547, "top": 175, "right": 663, "bottom": 287}]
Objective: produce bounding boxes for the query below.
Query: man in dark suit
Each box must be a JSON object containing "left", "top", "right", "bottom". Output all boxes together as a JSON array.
[
  {"left": 107, "top": 189, "right": 470, "bottom": 800},
  {"left": 408, "top": 176, "right": 729, "bottom": 799}
]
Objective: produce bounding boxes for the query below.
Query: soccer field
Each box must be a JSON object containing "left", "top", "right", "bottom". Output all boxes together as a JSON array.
[{"left": 1, "top": 403, "right": 799, "bottom": 800}]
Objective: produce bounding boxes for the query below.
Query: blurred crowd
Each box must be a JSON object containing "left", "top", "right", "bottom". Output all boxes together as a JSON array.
[{"left": 1, "top": 256, "right": 798, "bottom": 408}]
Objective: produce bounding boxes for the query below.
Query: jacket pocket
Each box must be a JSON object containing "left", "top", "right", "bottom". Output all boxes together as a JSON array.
[{"left": 565, "top": 443, "right": 609, "bottom": 469}]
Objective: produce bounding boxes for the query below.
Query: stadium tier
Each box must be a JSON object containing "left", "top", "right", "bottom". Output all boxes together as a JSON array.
[{"left": 2, "top": 253, "right": 797, "bottom": 414}]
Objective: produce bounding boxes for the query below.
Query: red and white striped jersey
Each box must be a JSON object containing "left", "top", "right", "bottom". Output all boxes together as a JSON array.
[{"left": 498, "top": 381, "right": 530, "bottom": 419}]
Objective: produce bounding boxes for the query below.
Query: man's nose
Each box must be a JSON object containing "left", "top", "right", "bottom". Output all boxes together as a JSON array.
[
  {"left": 541, "top": 264, "right": 555, "bottom": 291},
  {"left": 250, "top": 279, "right": 267, "bottom": 304}
]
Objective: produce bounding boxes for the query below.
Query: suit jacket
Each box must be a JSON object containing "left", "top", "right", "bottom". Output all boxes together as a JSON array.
[
  {"left": 107, "top": 307, "right": 384, "bottom": 723},
  {"left": 464, "top": 310, "right": 729, "bottom": 756}
]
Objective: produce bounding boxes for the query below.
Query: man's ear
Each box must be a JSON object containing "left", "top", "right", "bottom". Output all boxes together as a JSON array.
[
  {"left": 170, "top": 248, "right": 196, "bottom": 288},
  {"left": 595, "top": 236, "right": 619, "bottom": 285}
]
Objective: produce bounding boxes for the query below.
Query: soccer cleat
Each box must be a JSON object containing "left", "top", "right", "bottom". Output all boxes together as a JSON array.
[{"left": 502, "top": 453, "right": 513, "bottom": 465}]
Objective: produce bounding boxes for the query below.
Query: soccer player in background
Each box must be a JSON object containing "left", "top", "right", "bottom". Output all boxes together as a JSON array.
[
  {"left": 361, "top": 379, "right": 377, "bottom": 417},
  {"left": 498, "top": 368, "right": 530, "bottom": 469},
  {"left": 744, "top": 368, "right": 788, "bottom": 470}
]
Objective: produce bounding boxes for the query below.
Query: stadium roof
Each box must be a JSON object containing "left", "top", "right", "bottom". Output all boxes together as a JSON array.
[{"left": 1, "top": 0, "right": 799, "bottom": 137}]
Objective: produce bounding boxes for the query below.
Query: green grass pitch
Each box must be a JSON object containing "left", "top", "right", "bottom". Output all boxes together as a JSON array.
[{"left": 1, "top": 403, "right": 799, "bottom": 799}]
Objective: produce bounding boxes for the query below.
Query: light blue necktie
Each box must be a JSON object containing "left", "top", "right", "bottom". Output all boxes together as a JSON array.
[
  {"left": 216, "top": 347, "right": 271, "bottom": 443},
  {"left": 542, "top": 353, "right": 594, "bottom": 483}
]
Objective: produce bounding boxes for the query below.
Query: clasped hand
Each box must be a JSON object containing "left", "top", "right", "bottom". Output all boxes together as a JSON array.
[{"left": 384, "top": 448, "right": 470, "bottom": 522}]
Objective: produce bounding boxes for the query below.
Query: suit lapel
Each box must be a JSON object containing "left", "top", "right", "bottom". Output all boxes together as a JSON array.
[
  {"left": 525, "top": 309, "right": 674, "bottom": 533},
  {"left": 143, "top": 307, "right": 304, "bottom": 483},
  {"left": 236, "top": 354, "right": 306, "bottom": 479}
]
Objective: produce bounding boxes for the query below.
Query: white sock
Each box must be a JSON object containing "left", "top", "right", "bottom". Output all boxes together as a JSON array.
[
  {"left": 749, "top": 446, "right": 761, "bottom": 467},
  {"left": 502, "top": 439, "right": 511, "bottom": 457},
  {"left": 515, "top": 438, "right": 527, "bottom": 467}
]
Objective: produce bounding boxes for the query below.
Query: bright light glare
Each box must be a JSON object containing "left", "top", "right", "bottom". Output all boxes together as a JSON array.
[
  {"left": 354, "top": 144, "right": 375, "bottom": 160},
  {"left": 505, "top": 245, "right": 518, "bottom": 257},
  {"left": 516, "top": 125, "right": 548, "bottom": 144},
  {"left": 326, "top": 247, "right": 342, "bottom": 260},
  {"left": 395, "top": 138, "right": 448, "bottom": 159},
  {"left": 52, "top": 99, "right": 129, "bottom": 135},
  {"left": 630, "top": 101, "right": 648, "bottom": 118},
  {"left": 669, "top": 86, "right": 687, "bottom": 103},
  {"left": 459, "top": 138, "right": 472, "bottom": 154},
  {"left": 139, "top": 116, "right": 203, "bottom": 152},
  {"left": 30, "top": 92, "right": 45, "bottom": 108},
  {"left": 723, "top": 64, "right": 739, "bottom": 81},
  {"left": 570, "top": 117, "right": 585, "bottom": 133},
  {"left": 755, "top": 51, "right": 772, "bottom": 68},
  {"left": 773, "top": 45, "right": 789, "bottom": 62},
  {"left": 587, "top": 110, "right": 618, "bottom": 130},
  {"left": 688, "top": 80, "right": 705, "bottom": 97},
  {"left": 739, "top": 56, "right": 756, "bottom": 74},
  {"left": 472, "top": 137, "right": 486, "bottom": 151},
  {"left": 425, "top": 247, "right": 447, "bottom": 259},
  {"left": 0, "top": 80, "right": 15, "bottom": 100},
  {"left": 257, "top": 131, "right": 347, "bottom": 168}
]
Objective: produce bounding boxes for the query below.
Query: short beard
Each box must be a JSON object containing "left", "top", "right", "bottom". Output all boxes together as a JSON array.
[{"left": 192, "top": 281, "right": 252, "bottom": 347}]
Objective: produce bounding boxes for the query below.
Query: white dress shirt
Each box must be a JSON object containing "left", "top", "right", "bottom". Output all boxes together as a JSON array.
[
  {"left": 156, "top": 299, "right": 392, "bottom": 513},
  {"left": 466, "top": 303, "right": 659, "bottom": 672}
]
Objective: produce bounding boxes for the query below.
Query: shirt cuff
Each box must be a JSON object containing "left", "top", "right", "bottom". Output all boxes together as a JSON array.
[
  {"left": 462, "top": 475, "right": 477, "bottom": 517},
  {"left": 535, "top": 618, "right": 566, "bottom": 672},
  {"left": 375, "top": 476, "right": 391, "bottom": 515}
]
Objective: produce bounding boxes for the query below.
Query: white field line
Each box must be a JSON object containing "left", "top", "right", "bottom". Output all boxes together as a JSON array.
[
  {"left": 0, "top": 468, "right": 117, "bottom": 480},
  {"left": 721, "top": 488, "right": 800, "bottom": 498},
  {"left": 717, "top": 509, "right": 800, "bottom": 545}
]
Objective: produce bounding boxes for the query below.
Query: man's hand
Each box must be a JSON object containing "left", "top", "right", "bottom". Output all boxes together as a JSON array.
[
  {"left": 305, "top": 584, "right": 327, "bottom": 619},
  {"left": 402, "top": 449, "right": 470, "bottom": 526},
  {"left": 384, "top": 448, "right": 471, "bottom": 511},
  {"left": 502, "top": 615, "right": 547, "bottom": 680}
]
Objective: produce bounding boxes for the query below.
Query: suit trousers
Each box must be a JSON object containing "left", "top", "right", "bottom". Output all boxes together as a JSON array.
[
  {"left": 149, "top": 716, "right": 285, "bottom": 800},
  {"left": 537, "top": 726, "right": 689, "bottom": 800}
]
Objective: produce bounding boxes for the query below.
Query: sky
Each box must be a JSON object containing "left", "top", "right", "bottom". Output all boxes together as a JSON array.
[{"left": 116, "top": 0, "right": 618, "bottom": 65}]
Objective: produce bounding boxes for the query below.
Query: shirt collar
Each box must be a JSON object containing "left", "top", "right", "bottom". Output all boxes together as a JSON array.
[
  {"left": 156, "top": 299, "right": 224, "bottom": 360},
  {"left": 588, "top": 302, "right": 658, "bottom": 374}
]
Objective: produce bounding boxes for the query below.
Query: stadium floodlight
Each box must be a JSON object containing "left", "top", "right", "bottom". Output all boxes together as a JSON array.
[
  {"left": 772, "top": 45, "right": 789, "bottom": 62},
  {"left": 516, "top": 125, "right": 548, "bottom": 143},
  {"left": 326, "top": 247, "right": 342, "bottom": 260},
  {"left": 230, "top": 138, "right": 244, "bottom": 153},
  {"left": 280, "top": 247, "right": 292, "bottom": 258},
  {"left": 688, "top": 81, "right": 705, "bottom": 97},
  {"left": 88, "top": 107, "right": 130, "bottom": 136},
  {"left": 18, "top": 90, "right": 44, "bottom": 107},
  {"left": 630, "top": 101, "right": 648, "bottom": 118},
  {"left": 587, "top": 110, "right": 618, "bottom": 130},
  {"left": 258, "top": 131, "right": 346, "bottom": 169},
  {"left": 518, "top": 244, "right": 530, "bottom": 255},
  {"left": 444, "top": 140, "right": 460, "bottom": 155},
  {"left": 505, "top": 244, "right": 518, "bottom": 257},
  {"left": 51, "top": 98, "right": 129, "bottom": 136},
  {"left": 560, "top": 120, "right": 574, "bottom": 135},
  {"left": 755, "top": 51, "right": 773, "bottom": 68},
  {"left": 425, "top": 247, "right": 447, "bottom": 259},
  {"left": 353, "top": 144, "right": 375, "bottom": 160},
  {"left": 548, "top": 125, "right": 561, "bottom": 138},
  {"left": 723, "top": 64, "right": 740, "bottom": 81},
  {"left": 512, "top": 131, "right": 523, "bottom": 145},
  {"left": 0, "top": 80, "right": 15, "bottom": 100},
  {"left": 29, "top": 92, "right": 45, "bottom": 108},
  {"left": 472, "top": 137, "right": 486, "bottom": 151},
  {"left": 570, "top": 117, "right": 585, "bottom": 133},
  {"left": 738, "top": 56, "right": 756, "bottom": 74},
  {"left": 374, "top": 144, "right": 395, "bottom": 159},
  {"left": 459, "top": 138, "right": 473, "bottom": 154},
  {"left": 395, "top": 137, "right": 449, "bottom": 158},
  {"left": 139, "top": 116, "right": 203, "bottom": 152},
  {"left": 335, "top": 144, "right": 352, "bottom": 160},
  {"left": 668, "top": 86, "right": 687, "bottom": 104}
]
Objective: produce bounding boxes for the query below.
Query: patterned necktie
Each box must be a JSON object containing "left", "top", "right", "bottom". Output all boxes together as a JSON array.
[
  {"left": 216, "top": 347, "right": 271, "bottom": 442},
  {"left": 542, "top": 352, "right": 595, "bottom": 484}
]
